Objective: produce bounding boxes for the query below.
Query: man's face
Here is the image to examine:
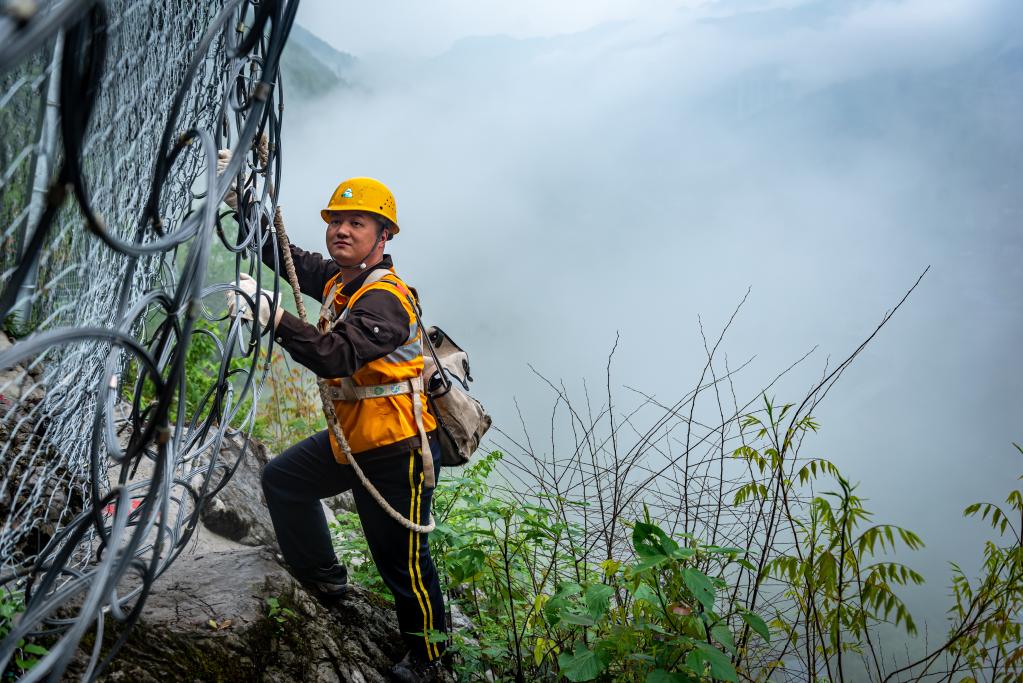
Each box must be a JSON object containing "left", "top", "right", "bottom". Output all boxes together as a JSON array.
[{"left": 325, "top": 210, "right": 381, "bottom": 266}]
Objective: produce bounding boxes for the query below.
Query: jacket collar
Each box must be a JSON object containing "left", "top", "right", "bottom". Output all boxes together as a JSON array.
[{"left": 340, "top": 254, "right": 393, "bottom": 297}]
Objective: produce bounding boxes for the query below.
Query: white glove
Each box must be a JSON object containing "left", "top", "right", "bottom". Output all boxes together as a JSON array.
[
  {"left": 217, "top": 148, "right": 238, "bottom": 210},
  {"left": 227, "top": 273, "right": 279, "bottom": 329}
]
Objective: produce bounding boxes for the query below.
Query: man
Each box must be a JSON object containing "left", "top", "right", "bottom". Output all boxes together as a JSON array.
[{"left": 223, "top": 165, "right": 446, "bottom": 682}]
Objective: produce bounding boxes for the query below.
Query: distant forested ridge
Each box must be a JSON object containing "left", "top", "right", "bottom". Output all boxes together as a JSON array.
[{"left": 280, "top": 24, "right": 358, "bottom": 99}]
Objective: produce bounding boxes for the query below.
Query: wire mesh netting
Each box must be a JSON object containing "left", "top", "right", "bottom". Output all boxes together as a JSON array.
[{"left": 0, "top": 0, "right": 297, "bottom": 679}]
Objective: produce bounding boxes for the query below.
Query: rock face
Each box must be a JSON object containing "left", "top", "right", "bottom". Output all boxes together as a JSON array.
[{"left": 85, "top": 546, "right": 416, "bottom": 682}]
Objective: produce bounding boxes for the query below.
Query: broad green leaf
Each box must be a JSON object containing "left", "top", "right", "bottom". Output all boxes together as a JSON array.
[
  {"left": 633, "top": 521, "right": 680, "bottom": 559},
  {"left": 670, "top": 546, "right": 697, "bottom": 560},
  {"left": 426, "top": 629, "right": 448, "bottom": 644},
  {"left": 682, "top": 568, "right": 715, "bottom": 612},
  {"left": 702, "top": 546, "right": 744, "bottom": 555},
  {"left": 636, "top": 621, "right": 672, "bottom": 635},
  {"left": 558, "top": 643, "right": 610, "bottom": 682},
  {"left": 431, "top": 522, "right": 455, "bottom": 536},
  {"left": 692, "top": 642, "right": 738, "bottom": 682},
  {"left": 740, "top": 611, "right": 771, "bottom": 643},
  {"left": 689, "top": 613, "right": 708, "bottom": 639},
  {"left": 16, "top": 657, "right": 39, "bottom": 671},
  {"left": 711, "top": 624, "right": 736, "bottom": 655},
  {"left": 546, "top": 582, "right": 585, "bottom": 623},
  {"left": 631, "top": 583, "right": 660, "bottom": 607},
  {"left": 22, "top": 643, "right": 48, "bottom": 656},
  {"left": 634, "top": 554, "right": 671, "bottom": 572},
  {"left": 553, "top": 582, "right": 585, "bottom": 600},
  {"left": 560, "top": 611, "right": 597, "bottom": 626},
  {"left": 685, "top": 650, "right": 704, "bottom": 676},
  {"left": 627, "top": 653, "right": 658, "bottom": 664},
  {"left": 647, "top": 670, "right": 693, "bottom": 683},
  {"left": 585, "top": 583, "right": 615, "bottom": 619},
  {"left": 452, "top": 548, "right": 488, "bottom": 579},
  {"left": 633, "top": 523, "right": 667, "bottom": 559}
]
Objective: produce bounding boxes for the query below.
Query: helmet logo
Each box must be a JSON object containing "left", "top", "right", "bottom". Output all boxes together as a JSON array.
[{"left": 341, "top": 188, "right": 353, "bottom": 199}]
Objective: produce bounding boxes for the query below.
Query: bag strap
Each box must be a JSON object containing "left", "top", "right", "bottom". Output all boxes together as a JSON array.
[
  {"left": 404, "top": 294, "right": 451, "bottom": 394},
  {"left": 409, "top": 375, "right": 436, "bottom": 488}
]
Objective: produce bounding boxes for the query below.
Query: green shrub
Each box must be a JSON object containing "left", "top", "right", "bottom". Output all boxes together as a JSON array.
[{"left": 0, "top": 590, "right": 48, "bottom": 679}]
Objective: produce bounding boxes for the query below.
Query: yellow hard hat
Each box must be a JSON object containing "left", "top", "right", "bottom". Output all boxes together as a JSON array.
[{"left": 320, "top": 177, "right": 400, "bottom": 235}]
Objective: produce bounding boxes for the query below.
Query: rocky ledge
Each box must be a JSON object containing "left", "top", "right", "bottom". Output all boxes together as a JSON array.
[
  {"left": 76, "top": 546, "right": 412, "bottom": 682},
  {"left": 65, "top": 432, "right": 453, "bottom": 682}
]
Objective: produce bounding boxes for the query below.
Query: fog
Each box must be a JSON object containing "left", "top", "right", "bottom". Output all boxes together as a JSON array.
[{"left": 280, "top": 0, "right": 1023, "bottom": 632}]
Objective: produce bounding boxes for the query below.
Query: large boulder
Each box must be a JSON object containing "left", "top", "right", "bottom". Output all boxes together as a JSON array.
[
  {"left": 71, "top": 545, "right": 443, "bottom": 682},
  {"left": 200, "top": 432, "right": 355, "bottom": 546},
  {"left": 199, "top": 433, "right": 278, "bottom": 547}
]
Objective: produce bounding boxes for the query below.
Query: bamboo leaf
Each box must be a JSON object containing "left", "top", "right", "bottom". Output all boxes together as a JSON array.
[{"left": 534, "top": 637, "right": 550, "bottom": 666}]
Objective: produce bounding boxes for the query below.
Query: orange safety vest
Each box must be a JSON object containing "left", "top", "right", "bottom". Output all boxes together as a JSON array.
[{"left": 318, "top": 268, "right": 437, "bottom": 464}]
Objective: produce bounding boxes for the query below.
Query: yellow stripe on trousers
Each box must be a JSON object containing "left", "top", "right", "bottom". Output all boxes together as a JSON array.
[
  {"left": 407, "top": 451, "right": 436, "bottom": 659},
  {"left": 412, "top": 467, "right": 440, "bottom": 660}
]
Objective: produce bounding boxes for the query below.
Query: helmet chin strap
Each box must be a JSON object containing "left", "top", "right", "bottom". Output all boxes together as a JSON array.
[{"left": 338, "top": 232, "right": 387, "bottom": 272}]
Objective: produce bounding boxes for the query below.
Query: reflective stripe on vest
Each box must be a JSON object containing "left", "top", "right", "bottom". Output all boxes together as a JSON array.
[{"left": 386, "top": 339, "right": 423, "bottom": 364}]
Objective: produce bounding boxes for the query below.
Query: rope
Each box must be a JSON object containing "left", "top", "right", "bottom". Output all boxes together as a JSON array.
[{"left": 256, "top": 140, "right": 435, "bottom": 534}]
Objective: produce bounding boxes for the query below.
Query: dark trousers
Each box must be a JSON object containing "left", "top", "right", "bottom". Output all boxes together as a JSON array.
[{"left": 261, "top": 430, "right": 446, "bottom": 662}]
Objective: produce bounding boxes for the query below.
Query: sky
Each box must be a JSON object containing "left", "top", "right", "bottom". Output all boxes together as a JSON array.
[
  {"left": 294, "top": 0, "right": 692, "bottom": 58},
  {"left": 282, "top": 0, "right": 1023, "bottom": 639}
]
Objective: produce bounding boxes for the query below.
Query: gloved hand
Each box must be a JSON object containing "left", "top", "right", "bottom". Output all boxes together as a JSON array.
[
  {"left": 227, "top": 273, "right": 280, "bottom": 330},
  {"left": 217, "top": 148, "right": 238, "bottom": 210}
]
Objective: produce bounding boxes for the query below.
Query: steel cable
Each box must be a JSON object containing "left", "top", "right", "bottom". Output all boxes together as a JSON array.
[{"left": 0, "top": 0, "right": 298, "bottom": 679}]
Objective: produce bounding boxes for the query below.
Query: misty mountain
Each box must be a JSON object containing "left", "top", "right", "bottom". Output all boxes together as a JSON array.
[
  {"left": 280, "top": 24, "right": 358, "bottom": 99},
  {"left": 421, "top": 6, "right": 1023, "bottom": 245}
]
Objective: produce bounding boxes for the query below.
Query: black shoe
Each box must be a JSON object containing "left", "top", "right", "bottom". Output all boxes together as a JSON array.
[
  {"left": 389, "top": 650, "right": 443, "bottom": 683},
  {"left": 297, "top": 562, "right": 349, "bottom": 603}
]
